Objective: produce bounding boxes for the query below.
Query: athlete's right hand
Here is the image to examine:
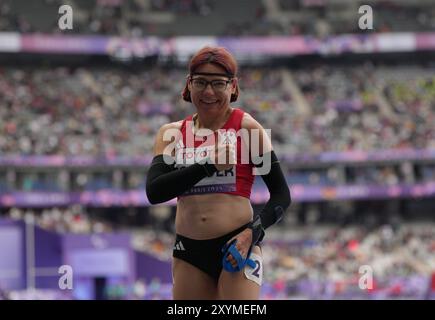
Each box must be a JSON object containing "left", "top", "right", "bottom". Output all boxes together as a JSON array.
[
  {"left": 225, "top": 228, "right": 253, "bottom": 269},
  {"left": 212, "top": 142, "right": 236, "bottom": 171}
]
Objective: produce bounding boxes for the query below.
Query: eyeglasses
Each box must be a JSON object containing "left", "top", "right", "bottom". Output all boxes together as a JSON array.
[{"left": 190, "top": 78, "right": 232, "bottom": 92}]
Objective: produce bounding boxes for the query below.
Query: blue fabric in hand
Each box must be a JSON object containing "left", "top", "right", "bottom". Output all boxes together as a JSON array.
[{"left": 222, "top": 239, "right": 256, "bottom": 272}]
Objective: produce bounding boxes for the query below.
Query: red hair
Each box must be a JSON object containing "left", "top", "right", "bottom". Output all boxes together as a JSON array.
[{"left": 182, "top": 46, "right": 240, "bottom": 102}]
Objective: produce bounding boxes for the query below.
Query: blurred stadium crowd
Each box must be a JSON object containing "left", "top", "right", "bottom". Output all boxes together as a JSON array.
[
  {"left": 1, "top": 0, "right": 434, "bottom": 36},
  {"left": 1, "top": 205, "right": 434, "bottom": 299},
  {"left": 1, "top": 64, "right": 434, "bottom": 156}
]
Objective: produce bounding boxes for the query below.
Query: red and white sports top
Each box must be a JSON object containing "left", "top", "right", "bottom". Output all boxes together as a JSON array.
[{"left": 176, "top": 108, "right": 255, "bottom": 199}]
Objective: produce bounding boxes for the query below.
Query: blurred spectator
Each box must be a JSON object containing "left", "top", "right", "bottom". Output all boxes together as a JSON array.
[{"left": 5, "top": 206, "right": 113, "bottom": 234}]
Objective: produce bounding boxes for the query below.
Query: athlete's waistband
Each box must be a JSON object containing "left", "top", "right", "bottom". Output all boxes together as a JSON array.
[{"left": 175, "top": 222, "right": 250, "bottom": 244}]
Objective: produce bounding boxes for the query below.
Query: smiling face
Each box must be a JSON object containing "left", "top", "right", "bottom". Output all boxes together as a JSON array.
[{"left": 188, "top": 63, "right": 237, "bottom": 112}]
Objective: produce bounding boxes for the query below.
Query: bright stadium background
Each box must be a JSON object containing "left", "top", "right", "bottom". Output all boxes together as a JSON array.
[{"left": 0, "top": 0, "right": 434, "bottom": 300}]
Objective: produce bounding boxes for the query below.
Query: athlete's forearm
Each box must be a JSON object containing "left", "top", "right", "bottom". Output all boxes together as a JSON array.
[
  {"left": 145, "top": 154, "right": 218, "bottom": 204},
  {"left": 251, "top": 151, "right": 291, "bottom": 243}
]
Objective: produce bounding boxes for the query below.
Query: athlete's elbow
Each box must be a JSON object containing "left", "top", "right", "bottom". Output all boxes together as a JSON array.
[
  {"left": 146, "top": 190, "right": 159, "bottom": 205},
  {"left": 146, "top": 182, "right": 161, "bottom": 205},
  {"left": 147, "top": 195, "right": 160, "bottom": 205},
  {"left": 146, "top": 181, "right": 175, "bottom": 205},
  {"left": 146, "top": 192, "right": 168, "bottom": 205}
]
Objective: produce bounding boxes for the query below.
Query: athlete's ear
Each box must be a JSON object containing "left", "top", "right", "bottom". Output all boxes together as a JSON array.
[
  {"left": 231, "top": 78, "right": 238, "bottom": 93},
  {"left": 182, "top": 78, "right": 192, "bottom": 102},
  {"left": 230, "top": 78, "right": 239, "bottom": 102}
]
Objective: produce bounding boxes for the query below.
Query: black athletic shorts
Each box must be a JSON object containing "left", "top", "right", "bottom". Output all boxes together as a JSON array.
[{"left": 172, "top": 223, "right": 250, "bottom": 281}]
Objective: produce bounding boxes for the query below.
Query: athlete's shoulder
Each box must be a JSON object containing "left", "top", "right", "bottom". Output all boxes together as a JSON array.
[
  {"left": 241, "top": 111, "right": 264, "bottom": 130},
  {"left": 153, "top": 121, "right": 183, "bottom": 155},
  {"left": 240, "top": 110, "right": 272, "bottom": 152},
  {"left": 157, "top": 120, "right": 183, "bottom": 134},
  {"left": 155, "top": 120, "right": 183, "bottom": 142}
]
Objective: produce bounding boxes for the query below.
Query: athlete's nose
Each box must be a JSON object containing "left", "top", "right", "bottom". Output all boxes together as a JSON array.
[{"left": 202, "top": 83, "right": 215, "bottom": 95}]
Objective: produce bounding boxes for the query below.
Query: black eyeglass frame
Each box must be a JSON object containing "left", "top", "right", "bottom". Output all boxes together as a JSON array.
[{"left": 189, "top": 77, "right": 233, "bottom": 92}]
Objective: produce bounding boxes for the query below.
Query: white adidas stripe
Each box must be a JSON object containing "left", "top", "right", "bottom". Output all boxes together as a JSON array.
[
  {"left": 178, "top": 241, "right": 185, "bottom": 250},
  {"left": 174, "top": 241, "right": 186, "bottom": 251}
]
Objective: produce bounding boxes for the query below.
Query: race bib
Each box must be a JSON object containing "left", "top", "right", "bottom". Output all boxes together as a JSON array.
[{"left": 244, "top": 252, "right": 263, "bottom": 286}]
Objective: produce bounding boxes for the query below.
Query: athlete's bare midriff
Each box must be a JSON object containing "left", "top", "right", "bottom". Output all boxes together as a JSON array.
[{"left": 176, "top": 193, "right": 253, "bottom": 239}]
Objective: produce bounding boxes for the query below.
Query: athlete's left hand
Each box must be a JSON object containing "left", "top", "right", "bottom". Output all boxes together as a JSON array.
[{"left": 225, "top": 228, "right": 253, "bottom": 269}]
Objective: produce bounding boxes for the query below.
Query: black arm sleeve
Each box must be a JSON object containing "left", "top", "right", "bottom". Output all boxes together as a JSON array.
[
  {"left": 250, "top": 151, "right": 291, "bottom": 244},
  {"left": 145, "top": 154, "right": 218, "bottom": 204}
]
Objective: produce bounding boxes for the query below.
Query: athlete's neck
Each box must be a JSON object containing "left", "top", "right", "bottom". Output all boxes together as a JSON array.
[{"left": 194, "top": 107, "right": 233, "bottom": 132}]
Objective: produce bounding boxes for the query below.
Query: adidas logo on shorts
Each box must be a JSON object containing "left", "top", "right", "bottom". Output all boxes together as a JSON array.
[{"left": 173, "top": 240, "right": 186, "bottom": 251}]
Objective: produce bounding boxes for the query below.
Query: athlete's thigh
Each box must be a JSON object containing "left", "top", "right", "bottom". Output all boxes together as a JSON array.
[
  {"left": 172, "top": 257, "right": 218, "bottom": 300},
  {"left": 217, "top": 246, "right": 263, "bottom": 300}
]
